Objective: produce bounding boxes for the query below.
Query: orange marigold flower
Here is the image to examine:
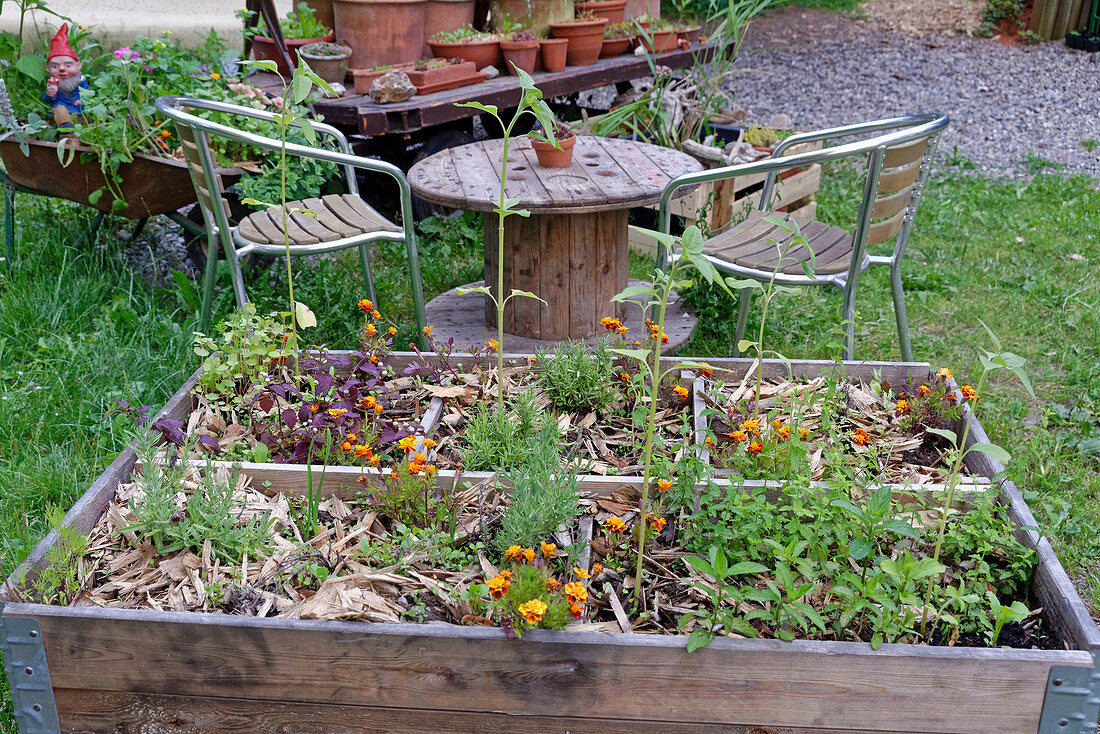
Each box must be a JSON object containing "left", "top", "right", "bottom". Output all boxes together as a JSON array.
[
  {"left": 540, "top": 541, "right": 558, "bottom": 558},
  {"left": 546, "top": 577, "right": 561, "bottom": 591},
  {"left": 357, "top": 299, "right": 373, "bottom": 312},
  {"left": 740, "top": 419, "right": 761, "bottom": 436},
  {"left": 407, "top": 462, "right": 424, "bottom": 476},
  {"left": 423, "top": 438, "right": 437, "bottom": 449},
  {"left": 397, "top": 436, "right": 417, "bottom": 453},
  {"left": 346, "top": 433, "right": 358, "bottom": 443},
  {"left": 328, "top": 408, "right": 348, "bottom": 418},
  {"left": 365, "top": 323, "right": 377, "bottom": 337},
  {"left": 650, "top": 516, "right": 667, "bottom": 532},
  {"left": 918, "top": 384, "right": 933, "bottom": 397},
  {"left": 374, "top": 403, "right": 383, "bottom": 414},
  {"left": 591, "top": 562, "right": 603, "bottom": 576},
  {"left": 797, "top": 427, "right": 810, "bottom": 439},
  {"left": 705, "top": 436, "right": 715, "bottom": 447},
  {"left": 748, "top": 441, "right": 763, "bottom": 454},
  {"left": 158, "top": 129, "right": 171, "bottom": 139},
  {"left": 656, "top": 478, "right": 673, "bottom": 493},
  {"left": 522, "top": 547, "right": 536, "bottom": 562},
  {"left": 775, "top": 424, "right": 792, "bottom": 441},
  {"left": 570, "top": 602, "right": 585, "bottom": 619},
  {"left": 341, "top": 441, "right": 353, "bottom": 452},
  {"left": 485, "top": 339, "right": 499, "bottom": 353},
  {"left": 368, "top": 455, "right": 381, "bottom": 466},
  {"left": 600, "top": 316, "right": 623, "bottom": 331},
  {"left": 617, "top": 325, "right": 628, "bottom": 335},
  {"left": 573, "top": 566, "right": 590, "bottom": 579},
  {"left": 368, "top": 354, "right": 380, "bottom": 364},
  {"left": 698, "top": 362, "right": 713, "bottom": 377},
  {"left": 499, "top": 569, "right": 513, "bottom": 579},
  {"left": 308, "top": 404, "right": 319, "bottom": 412},
  {"left": 936, "top": 367, "right": 953, "bottom": 382},
  {"left": 896, "top": 399, "right": 911, "bottom": 415},
  {"left": 730, "top": 429, "right": 748, "bottom": 443},
  {"left": 674, "top": 385, "right": 689, "bottom": 399},
  {"left": 370, "top": 310, "right": 381, "bottom": 320},
  {"left": 518, "top": 599, "right": 547, "bottom": 624},
  {"left": 423, "top": 325, "right": 433, "bottom": 336},
  {"left": 354, "top": 444, "right": 373, "bottom": 458},
  {"left": 487, "top": 574, "right": 510, "bottom": 598},
  {"left": 423, "top": 463, "right": 437, "bottom": 476},
  {"left": 604, "top": 517, "right": 626, "bottom": 533},
  {"left": 563, "top": 581, "right": 588, "bottom": 604},
  {"left": 360, "top": 395, "right": 377, "bottom": 409},
  {"left": 620, "top": 372, "right": 631, "bottom": 382},
  {"left": 504, "top": 545, "right": 525, "bottom": 562},
  {"left": 960, "top": 385, "right": 979, "bottom": 403},
  {"left": 852, "top": 429, "right": 870, "bottom": 446},
  {"left": 946, "top": 392, "right": 958, "bottom": 404},
  {"left": 411, "top": 453, "right": 427, "bottom": 464},
  {"left": 388, "top": 326, "right": 397, "bottom": 336}
]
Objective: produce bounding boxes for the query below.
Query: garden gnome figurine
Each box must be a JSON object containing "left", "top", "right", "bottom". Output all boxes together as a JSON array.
[{"left": 43, "top": 24, "right": 87, "bottom": 129}]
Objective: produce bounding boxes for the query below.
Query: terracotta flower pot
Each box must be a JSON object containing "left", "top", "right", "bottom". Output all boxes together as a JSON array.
[
  {"left": 500, "top": 38, "right": 540, "bottom": 74},
  {"left": 532, "top": 131, "right": 576, "bottom": 167},
  {"left": 574, "top": 0, "right": 626, "bottom": 24},
  {"left": 251, "top": 32, "right": 335, "bottom": 76},
  {"left": 302, "top": 0, "right": 336, "bottom": 31},
  {"left": 599, "top": 35, "right": 633, "bottom": 57},
  {"left": 548, "top": 17, "right": 608, "bottom": 66},
  {"left": 333, "top": 0, "right": 426, "bottom": 69},
  {"left": 677, "top": 24, "right": 700, "bottom": 44},
  {"left": 427, "top": 37, "right": 503, "bottom": 69},
  {"left": 489, "top": 0, "right": 572, "bottom": 37},
  {"left": 422, "top": 0, "right": 476, "bottom": 57},
  {"left": 539, "top": 37, "right": 568, "bottom": 71},
  {"left": 299, "top": 42, "right": 353, "bottom": 83},
  {"left": 638, "top": 27, "right": 676, "bottom": 52},
  {"left": 405, "top": 59, "right": 486, "bottom": 93}
]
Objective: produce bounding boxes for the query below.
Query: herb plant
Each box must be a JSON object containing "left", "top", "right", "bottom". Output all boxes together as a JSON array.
[
  {"left": 495, "top": 427, "right": 580, "bottom": 553},
  {"left": 534, "top": 339, "right": 617, "bottom": 413}
]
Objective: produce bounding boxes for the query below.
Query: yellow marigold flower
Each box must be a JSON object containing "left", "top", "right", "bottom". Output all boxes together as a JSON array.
[
  {"left": 705, "top": 436, "right": 715, "bottom": 447},
  {"left": 308, "top": 404, "right": 319, "bottom": 412},
  {"left": 411, "top": 453, "right": 426, "bottom": 464},
  {"left": 617, "top": 325, "right": 628, "bottom": 335},
  {"left": 960, "top": 385, "right": 979, "bottom": 403},
  {"left": 570, "top": 602, "right": 584, "bottom": 619},
  {"left": 423, "top": 438, "right": 437, "bottom": 449},
  {"left": 775, "top": 424, "right": 792, "bottom": 441},
  {"left": 328, "top": 408, "right": 348, "bottom": 418},
  {"left": 210, "top": 72, "right": 221, "bottom": 80},
  {"left": 656, "top": 478, "right": 673, "bottom": 493},
  {"left": 374, "top": 403, "right": 383, "bottom": 414},
  {"left": 407, "top": 462, "right": 424, "bottom": 476},
  {"left": 546, "top": 577, "right": 561, "bottom": 591},
  {"left": 388, "top": 326, "right": 397, "bottom": 336},
  {"left": 485, "top": 338, "right": 499, "bottom": 353},
  {"left": 650, "top": 516, "right": 667, "bottom": 532},
  {"left": 518, "top": 598, "right": 547, "bottom": 624},
  {"left": 371, "top": 309, "right": 381, "bottom": 320},
  {"left": 504, "top": 545, "right": 524, "bottom": 561},
  {"left": 896, "top": 399, "right": 911, "bottom": 415},
  {"left": 747, "top": 441, "right": 763, "bottom": 454},
  {"left": 522, "top": 547, "right": 536, "bottom": 562},
  {"left": 936, "top": 367, "right": 953, "bottom": 382},
  {"left": 358, "top": 299, "right": 373, "bottom": 312},
  {"left": 573, "top": 566, "right": 590, "bottom": 579},
  {"left": 423, "top": 463, "right": 437, "bottom": 476},
  {"left": 397, "top": 436, "right": 417, "bottom": 453},
  {"left": 604, "top": 517, "right": 626, "bottom": 533},
  {"left": 918, "top": 384, "right": 933, "bottom": 397},
  {"left": 499, "top": 569, "right": 512, "bottom": 579},
  {"left": 368, "top": 455, "right": 381, "bottom": 466},
  {"left": 591, "top": 562, "right": 603, "bottom": 576},
  {"left": 361, "top": 395, "right": 377, "bottom": 409},
  {"left": 797, "top": 427, "right": 810, "bottom": 439},
  {"left": 771, "top": 419, "right": 785, "bottom": 430},
  {"left": 852, "top": 428, "right": 870, "bottom": 446},
  {"left": 540, "top": 541, "right": 557, "bottom": 558},
  {"left": 487, "top": 574, "right": 510, "bottom": 598},
  {"left": 674, "top": 385, "right": 689, "bottom": 399},
  {"left": 423, "top": 325, "right": 433, "bottom": 336},
  {"left": 740, "top": 419, "right": 761, "bottom": 436},
  {"left": 354, "top": 444, "right": 373, "bottom": 458},
  {"left": 563, "top": 581, "right": 588, "bottom": 604},
  {"left": 730, "top": 429, "right": 748, "bottom": 443},
  {"left": 365, "top": 323, "right": 377, "bottom": 337},
  {"left": 346, "top": 433, "right": 358, "bottom": 443},
  {"left": 341, "top": 441, "right": 353, "bottom": 452}
]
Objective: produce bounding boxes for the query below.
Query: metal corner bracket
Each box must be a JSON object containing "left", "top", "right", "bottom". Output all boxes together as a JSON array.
[
  {"left": 0, "top": 603, "right": 61, "bottom": 734},
  {"left": 1038, "top": 656, "right": 1100, "bottom": 734}
]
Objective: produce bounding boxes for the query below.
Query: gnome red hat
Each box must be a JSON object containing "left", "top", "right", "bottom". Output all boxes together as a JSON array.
[{"left": 48, "top": 24, "right": 78, "bottom": 62}]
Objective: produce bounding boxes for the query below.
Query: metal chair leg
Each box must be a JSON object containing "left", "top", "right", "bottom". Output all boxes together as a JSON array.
[
  {"left": 199, "top": 231, "right": 220, "bottom": 332},
  {"left": 3, "top": 185, "right": 14, "bottom": 267},
  {"left": 733, "top": 289, "right": 753, "bottom": 357},
  {"left": 890, "top": 264, "right": 913, "bottom": 362},
  {"left": 841, "top": 282, "right": 858, "bottom": 361}
]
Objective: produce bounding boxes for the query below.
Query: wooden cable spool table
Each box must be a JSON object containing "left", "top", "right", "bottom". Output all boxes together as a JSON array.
[{"left": 408, "top": 135, "right": 703, "bottom": 347}]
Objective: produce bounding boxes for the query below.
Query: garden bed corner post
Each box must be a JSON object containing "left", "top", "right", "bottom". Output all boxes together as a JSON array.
[
  {"left": 1037, "top": 653, "right": 1100, "bottom": 734},
  {"left": 0, "top": 602, "right": 61, "bottom": 734}
]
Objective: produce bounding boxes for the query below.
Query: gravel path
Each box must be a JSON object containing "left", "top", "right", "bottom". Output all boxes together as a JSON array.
[{"left": 722, "top": 8, "right": 1100, "bottom": 178}]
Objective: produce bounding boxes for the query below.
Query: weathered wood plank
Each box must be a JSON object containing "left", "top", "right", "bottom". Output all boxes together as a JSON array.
[{"left": 6, "top": 604, "right": 1089, "bottom": 734}]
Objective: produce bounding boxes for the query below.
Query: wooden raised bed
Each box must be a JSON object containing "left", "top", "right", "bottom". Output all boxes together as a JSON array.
[{"left": 2, "top": 357, "right": 1099, "bottom": 734}]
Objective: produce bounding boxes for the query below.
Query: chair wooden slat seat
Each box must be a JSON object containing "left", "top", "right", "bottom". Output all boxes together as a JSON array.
[{"left": 660, "top": 114, "right": 949, "bottom": 362}]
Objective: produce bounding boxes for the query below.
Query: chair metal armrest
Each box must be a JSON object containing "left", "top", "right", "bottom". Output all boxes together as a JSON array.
[{"left": 771, "top": 113, "right": 946, "bottom": 157}]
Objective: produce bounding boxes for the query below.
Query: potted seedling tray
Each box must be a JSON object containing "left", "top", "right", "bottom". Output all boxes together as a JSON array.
[
  {"left": 3, "top": 353, "right": 1098, "bottom": 733},
  {"left": 404, "top": 59, "right": 486, "bottom": 94}
]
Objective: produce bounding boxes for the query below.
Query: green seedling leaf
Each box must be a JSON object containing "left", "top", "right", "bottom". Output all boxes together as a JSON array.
[
  {"left": 505, "top": 289, "right": 546, "bottom": 304},
  {"left": 294, "top": 301, "right": 317, "bottom": 329},
  {"left": 610, "top": 348, "right": 652, "bottom": 363},
  {"left": 686, "top": 627, "right": 715, "bottom": 653},
  {"left": 680, "top": 225, "right": 704, "bottom": 255},
  {"left": 724, "top": 277, "right": 762, "bottom": 291},
  {"left": 628, "top": 224, "right": 681, "bottom": 248},
  {"left": 926, "top": 427, "right": 957, "bottom": 445},
  {"left": 967, "top": 442, "right": 1011, "bottom": 464},
  {"left": 242, "top": 58, "right": 279, "bottom": 74},
  {"left": 683, "top": 554, "right": 716, "bottom": 577},
  {"left": 294, "top": 117, "right": 317, "bottom": 145},
  {"left": 291, "top": 68, "right": 314, "bottom": 104},
  {"left": 737, "top": 339, "right": 754, "bottom": 353},
  {"left": 455, "top": 101, "right": 498, "bottom": 115},
  {"left": 241, "top": 196, "right": 276, "bottom": 209},
  {"left": 456, "top": 285, "right": 492, "bottom": 296},
  {"left": 727, "top": 561, "right": 768, "bottom": 576},
  {"left": 882, "top": 519, "right": 919, "bottom": 539},
  {"left": 612, "top": 284, "right": 658, "bottom": 302}
]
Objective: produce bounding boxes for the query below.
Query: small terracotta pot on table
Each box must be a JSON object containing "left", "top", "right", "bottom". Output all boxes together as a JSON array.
[
  {"left": 548, "top": 17, "right": 608, "bottom": 66},
  {"left": 500, "top": 38, "right": 540, "bottom": 74},
  {"left": 539, "top": 37, "right": 568, "bottom": 71}
]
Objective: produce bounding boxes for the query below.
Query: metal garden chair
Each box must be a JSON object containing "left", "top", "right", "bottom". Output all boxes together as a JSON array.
[
  {"left": 155, "top": 95, "right": 426, "bottom": 338},
  {"left": 658, "top": 113, "right": 949, "bottom": 362}
]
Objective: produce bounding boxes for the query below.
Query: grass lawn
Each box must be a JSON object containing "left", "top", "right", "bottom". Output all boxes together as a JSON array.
[{"left": 0, "top": 162, "right": 1097, "bottom": 729}]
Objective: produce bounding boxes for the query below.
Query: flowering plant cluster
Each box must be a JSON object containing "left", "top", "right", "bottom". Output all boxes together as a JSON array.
[
  {"left": 483, "top": 543, "right": 600, "bottom": 636},
  {"left": 894, "top": 368, "right": 970, "bottom": 437}
]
